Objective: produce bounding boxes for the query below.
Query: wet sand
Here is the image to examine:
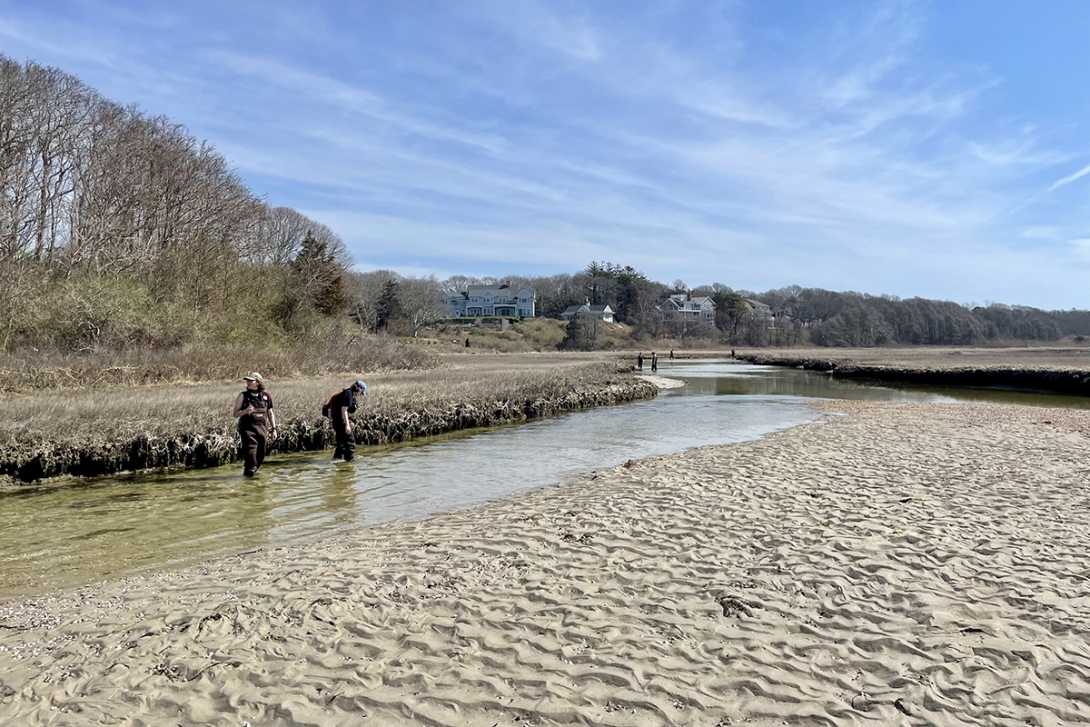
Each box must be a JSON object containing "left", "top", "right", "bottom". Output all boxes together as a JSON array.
[{"left": 2, "top": 401, "right": 1089, "bottom": 725}]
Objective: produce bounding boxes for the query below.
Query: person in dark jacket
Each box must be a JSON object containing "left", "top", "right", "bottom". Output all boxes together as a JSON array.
[
  {"left": 332, "top": 380, "right": 367, "bottom": 461},
  {"left": 233, "top": 372, "right": 276, "bottom": 477}
]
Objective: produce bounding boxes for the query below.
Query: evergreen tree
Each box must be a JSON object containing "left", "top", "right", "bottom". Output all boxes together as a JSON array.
[
  {"left": 375, "top": 279, "right": 399, "bottom": 331},
  {"left": 292, "top": 231, "right": 348, "bottom": 316}
]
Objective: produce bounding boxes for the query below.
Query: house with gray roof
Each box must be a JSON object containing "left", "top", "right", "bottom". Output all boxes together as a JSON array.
[
  {"left": 657, "top": 293, "right": 715, "bottom": 321},
  {"left": 447, "top": 283, "right": 536, "bottom": 318},
  {"left": 560, "top": 303, "right": 614, "bottom": 322}
]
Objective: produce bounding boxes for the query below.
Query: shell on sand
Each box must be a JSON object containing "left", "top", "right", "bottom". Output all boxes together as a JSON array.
[{"left": 1, "top": 401, "right": 1089, "bottom": 725}]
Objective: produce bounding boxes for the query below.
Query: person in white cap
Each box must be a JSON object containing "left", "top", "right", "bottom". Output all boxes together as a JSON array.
[{"left": 232, "top": 372, "right": 277, "bottom": 476}]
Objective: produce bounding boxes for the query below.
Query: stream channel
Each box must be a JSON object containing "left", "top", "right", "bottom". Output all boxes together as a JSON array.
[{"left": 3, "top": 358, "right": 1088, "bottom": 601}]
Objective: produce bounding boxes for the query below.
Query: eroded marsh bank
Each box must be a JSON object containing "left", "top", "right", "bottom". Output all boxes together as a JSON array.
[
  {"left": 740, "top": 346, "right": 1090, "bottom": 396},
  {"left": 0, "top": 356, "right": 656, "bottom": 485}
]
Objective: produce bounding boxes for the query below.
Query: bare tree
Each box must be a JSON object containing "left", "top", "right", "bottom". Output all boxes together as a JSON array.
[
  {"left": 440, "top": 274, "right": 479, "bottom": 296},
  {"left": 348, "top": 269, "right": 400, "bottom": 332},
  {"left": 0, "top": 54, "right": 355, "bottom": 352},
  {"left": 398, "top": 275, "right": 449, "bottom": 337},
  {"left": 528, "top": 273, "right": 580, "bottom": 318}
]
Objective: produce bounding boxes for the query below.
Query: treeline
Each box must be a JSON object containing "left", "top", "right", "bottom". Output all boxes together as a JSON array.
[
  {"left": 438, "top": 266, "right": 1090, "bottom": 348},
  {"left": 0, "top": 56, "right": 354, "bottom": 353},
  {"left": 757, "top": 286, "right": 1090, "bottom": 347}
]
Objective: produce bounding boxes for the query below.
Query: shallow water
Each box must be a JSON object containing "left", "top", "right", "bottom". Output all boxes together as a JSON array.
[{"left": 1, "top": 359, "right": 1085, "bottom": 600}]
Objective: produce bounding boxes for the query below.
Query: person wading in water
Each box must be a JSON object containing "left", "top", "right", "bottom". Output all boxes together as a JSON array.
[
  {"left": 331, "top": 380, "right": 367, "bottom": 461},
  {"left": 233, "top": 372, "right": 276, "bottom": 477}
]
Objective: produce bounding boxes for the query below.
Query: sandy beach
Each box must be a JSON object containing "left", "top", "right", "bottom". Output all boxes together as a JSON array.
[{"left": 2, "top": 400, "right": 1090, "bottom": 726}]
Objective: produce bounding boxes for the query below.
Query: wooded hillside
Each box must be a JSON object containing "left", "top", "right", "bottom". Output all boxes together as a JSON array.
[{"left": 0, "top": 56, "right": 351, "bottom": 353}]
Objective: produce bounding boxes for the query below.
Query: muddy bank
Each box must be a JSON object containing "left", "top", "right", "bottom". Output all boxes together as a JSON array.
[
  {"left": 742, "top": 351, "right": 1090, "bottom": 395},
  {"left": 0, "top": 377, "right": 658, "bottom": 485}
]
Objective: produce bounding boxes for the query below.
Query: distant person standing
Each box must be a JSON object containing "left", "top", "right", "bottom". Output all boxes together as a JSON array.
[
  {"left": 636, "top": 352, "right": 644, "bottom": 371},
  {"left": 331, "top": 380, "right": 367, "bottom": 461},
  {"left": 669, "top": 349, "right": 674, "bottom": 359},
  {"left": 233, "top": 372, "right": 276, "bottom": 477},
  {"left": 651, "top": 352, "right": 658, "bottom": 372},
  {"left": 731, "top": 348, "right": 736, "bottom": 359}
]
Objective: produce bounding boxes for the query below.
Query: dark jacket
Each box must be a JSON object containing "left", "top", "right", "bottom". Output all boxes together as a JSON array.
[{"left": 331, "top": 388, "right": 357, "bottom": 428}]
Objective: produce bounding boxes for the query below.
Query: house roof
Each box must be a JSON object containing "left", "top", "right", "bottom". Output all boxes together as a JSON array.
[
  {"left": 460, "top": 284, "right": 534, "bottom": 298},
  {"left": 659, "top": 295, "right": 715, "bottom": 311},
  {"left": 562, "top": 303, "right": 614, "bottom": 316}
]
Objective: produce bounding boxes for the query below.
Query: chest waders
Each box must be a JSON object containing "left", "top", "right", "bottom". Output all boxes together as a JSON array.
[
  {"left": 332, "top": 389, "right": 357, "bottom": 461},
  {"left": 239, "top": 390, "right": 269, "bottom": 476}
]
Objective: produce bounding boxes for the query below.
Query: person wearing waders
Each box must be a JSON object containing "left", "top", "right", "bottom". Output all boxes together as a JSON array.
[
  {"left": 233, "top": 372, "right": 276, "bottom": 477},
  {"left": 332, "top": 380, "right": 367, "bottom": 461}
]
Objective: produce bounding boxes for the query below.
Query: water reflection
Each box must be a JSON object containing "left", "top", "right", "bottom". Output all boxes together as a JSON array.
[
  {"left": 661, "top": 360, "right": 956, "bottom": 400},
  {"left": 1, "top": 359, "right": 1083, "bottom": 599}
]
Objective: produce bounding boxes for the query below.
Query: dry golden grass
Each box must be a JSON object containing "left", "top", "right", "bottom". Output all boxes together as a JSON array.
[
  {"left": 0, "top": 334, "right": 436, "bottom": 393},
  {"left": 0, "top": 359, "right": 617, "bottom": 444},
  {"left": 0, "top": 354, "right": 653, "bottom": 483}
]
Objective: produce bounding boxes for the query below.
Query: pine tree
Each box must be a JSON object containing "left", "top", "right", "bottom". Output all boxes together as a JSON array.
[
  {"left": 291, "top": 231, "right": 347, "bottom": 316},
  {"left": 375, "top": 280, "right": 399, "bottom": 331}
]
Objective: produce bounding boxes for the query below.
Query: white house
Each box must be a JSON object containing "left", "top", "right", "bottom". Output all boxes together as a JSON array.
[
  {"left": 744, "top": 298, "right": 774, "bottom": 324},
  {"left": 448, "top": 283, "right": 536, "bottom": 318},
  {"left": 657, "top": 292, "right": 715, "bottom": 321},
  {"left": 560, "top": 303, "right": 614, "bottom": 322}
]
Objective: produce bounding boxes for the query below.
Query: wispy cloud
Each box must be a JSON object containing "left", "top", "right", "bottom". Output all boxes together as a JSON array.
[
  {"left": 470, "top": 0, "right": 603, "bottom": 61},
  {"left": 2, "top": 0, "right": 1087, "bottom": 307},
  {"left": 1047, "top": 162, "right": 1090, "bottom": 192},
  {"left": 211, "top": 52, "right": 511, "bottom": 153}
]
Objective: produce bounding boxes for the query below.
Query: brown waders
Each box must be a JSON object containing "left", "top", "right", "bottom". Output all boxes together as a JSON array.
[
  {"left": 238, "top": 392, "right": 270, "bottom": 476},
  {"left": 332, "top": 419, "right": 355, "bottom": 461}
]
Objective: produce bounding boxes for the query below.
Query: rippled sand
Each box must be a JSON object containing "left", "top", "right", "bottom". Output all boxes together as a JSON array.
[{"left": 2, "top": 401, "right": 1089, "bottom": 726}]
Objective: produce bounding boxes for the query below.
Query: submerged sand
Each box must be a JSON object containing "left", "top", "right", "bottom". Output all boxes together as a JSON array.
[{"left": 2, "top": 401, "right": 1089, "bottom": 726}]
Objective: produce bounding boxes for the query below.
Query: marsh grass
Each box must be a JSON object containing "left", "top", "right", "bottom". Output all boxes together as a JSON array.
[
  {"left": 0, "top": 356, "right": 656, "bottom": 483},
  {"left": 450, "top": 318, "right": 569, "bottom": 352},
  {"left": 0, "top": 334, "right": 436, "bottom": 393},
  {"left": 426, "top": 319, "right": 637, "bottom": 353}
]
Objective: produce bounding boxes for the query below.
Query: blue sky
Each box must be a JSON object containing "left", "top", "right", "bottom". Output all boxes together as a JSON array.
[{"left": 2, "top": 0, "right": 1087, "bottom": 308}]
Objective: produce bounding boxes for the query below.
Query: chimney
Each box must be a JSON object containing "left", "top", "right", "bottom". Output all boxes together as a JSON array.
[{"left": 687, "top": 290, "right": 692, "bottom": 301}]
